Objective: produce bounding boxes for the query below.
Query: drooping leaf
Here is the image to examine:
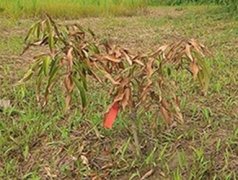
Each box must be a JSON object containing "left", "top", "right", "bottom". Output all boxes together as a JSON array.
[
  {"left": 43, "top": 56, "right": 51, "bottom": 76},
  {"left": 24, "top": 21, "right": 40, "bottom": 43},
  {"left": 160, "top": 99, "right": 173, "bottom": 124},
  {"left": 121, "top": 88, "right": 131, "bottom": 110},
  {"left": 72, "top": 77, "right": 87, "bottom": 108},
  {"left": 104, "top": 73, "right": 120, "bottom": 85},
  {"left": 64, "top": 74, "right": 74, "bottom": 110},
  {"left": 172, "top": 96, "right": 184, "bottom": 124},
  {"left": 48, "top": 30, "right": 55, "bottom": 53},
  {"left": 18, "top": 69, "right": 33, "bottom": 84},
  {"left": 197, "top": 59, "right": 210, "bottom": 95},
  {"left": 66, "top": 47, "right": 73, "bottom": 69}
]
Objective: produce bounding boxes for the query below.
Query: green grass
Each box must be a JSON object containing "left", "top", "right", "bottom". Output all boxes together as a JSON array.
[
  {"left": 0, "top": 5, "right": 238, "bottom": 179},
  {"left": 0, "top": 0, "right": 146, "bottom": 18},
  {"left": 149, "top": 0, "right": 234, "bottom": 5},
  {"left": 149, "top": 0, "right": 238, "bottom": 16},
  {"left": 0, "top": 0, "right": 237, "bottom": 18}
]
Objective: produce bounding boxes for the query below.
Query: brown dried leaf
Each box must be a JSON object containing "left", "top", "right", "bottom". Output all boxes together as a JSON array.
[
  {"left": 64, "top": 75, "right": 74, "bottom": 92},
  {"left": 140, "top": 80, "right": 152, "bottom": 102},
  {"left": 122, "top": 50, "right": 132, "bottom": 65},
  {"left": 114, "top": 47, "right": 122, "bottom": 58},
  {"left": 66, "top": 47, "right": 73, "bottom": 70},
  {"left": 133, "top": 59, "right": 144, "bottom": 66},
  {"left": 114, "top": 91, "right": 125, "bottom": 103},
  {"left": 146, "top": 58, "right": 154, "bottom": 77},
  {"left": 185, "top": 44, "right": 193, "bottom": 61},
  {"left": 103, "top": 55, "right": 121, "bottom": 63},
  {"left": 104, "top": 72, "right": 120, "bottom": 85},
  {"left": 189, "top": 39, "right": 205, "bottom": 57},
  {"left": 172, "top": 96, "right": 184, "bottom": 124},
  {"left": 121, "top": 88, "right": 131, "bottom": 110},
  {"left": 64, "top": 75, "right": 74, "bottom": 110},
  {"left": 141, "top": 169, "right": 154, "bottom": 180},
  {"left": 190, "top": 62, "right": 200, "bottom": 79},
  {"left": 160, "top": 99, "right": 173, "bottom": 124},
  {"left": 152, "top": 45, "right": 168, "bottom": 57},
  {"left": 120, "top": 77, "right": 130, "bottom": 88}
]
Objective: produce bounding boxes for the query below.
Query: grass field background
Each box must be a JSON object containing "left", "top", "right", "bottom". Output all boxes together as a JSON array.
[
  {"left": 0, "top": 0, "right": 147, "bottom": 18},
  {"left": 0, "top": 1, "right": 238, "bottom": 179},
  {"left": 0, "top": 0, "right": 237, "bottom": 18}
]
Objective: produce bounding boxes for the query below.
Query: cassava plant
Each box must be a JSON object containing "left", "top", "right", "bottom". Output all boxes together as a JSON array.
[
  {"left": 100, "top": 38, "right": 210, "bottom": 128},
  {"left": 19, "top": 15, "right": 210, "bottom": 155},
  {"left": 95, "top": 39, "right": 210, "bottom": 155},
  {"left": 18, "top": 14, "right": 99, "bottom": 111}
]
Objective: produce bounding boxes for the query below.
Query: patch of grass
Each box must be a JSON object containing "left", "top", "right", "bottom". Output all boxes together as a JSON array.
[{"left": 0, "top": 0, "right": 147, "bottom": 18}]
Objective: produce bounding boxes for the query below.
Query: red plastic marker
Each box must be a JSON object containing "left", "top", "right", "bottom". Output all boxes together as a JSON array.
[{"left": 103, "top": 102, "right": 120, "bottom": 129}]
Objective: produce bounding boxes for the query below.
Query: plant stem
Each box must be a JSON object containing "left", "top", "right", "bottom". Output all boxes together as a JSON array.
[{"left": 130, "top": 107, "right": 141, "bottom": 157}]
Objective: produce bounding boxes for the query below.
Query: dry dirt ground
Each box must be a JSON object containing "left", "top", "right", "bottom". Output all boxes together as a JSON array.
[{"left": 0, "top": 6, "right": 238, "bottom": 179}]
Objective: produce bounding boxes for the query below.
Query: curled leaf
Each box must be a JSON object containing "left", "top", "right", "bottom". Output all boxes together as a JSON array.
[
  {"left": 160, "top": 99, "right": 172, "bottom": 124},
  {"left": 121, "top": 88, "right": 131, "bottom": 110},
  {"left": 104, "top": 72, "right": 120, "bottom": 85}
]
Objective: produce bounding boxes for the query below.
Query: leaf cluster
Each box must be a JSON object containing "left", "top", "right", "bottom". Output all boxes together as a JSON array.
[{"left": 19, "top": 15, "right": 211, "bottom": 127}]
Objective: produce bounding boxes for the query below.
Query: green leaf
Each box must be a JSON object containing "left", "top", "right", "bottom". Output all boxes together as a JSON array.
[
  {"left": 24, "top": 22, "right": 38, "bottom": 43},
  {"left": 90, "top": 43, "right": 100, "bottom": 54},
  {"left": 23, "top": 144, "right": 29, "bottom": 159},
  {"left": 45, "top": 19, "right": 52, "bottom": 33},
  {"left": 72, "top": 77, "right": 87, "bottom": 108},
  {"left": 80, "top": 72, "right": 87, "bottom": 90},
  {"left": 18, "top": 69, "right": 33, "bottom": 83},
  {"left": 48, "top": 30, "right": 54, "bottom": 53},
  {"left": 35, "top": 22, "right": 41, "bottom": 39},
  {"left": 43, "top": 56, "right": 51, "bottom": 76},
  {"left": 197, "top": 59, "right": 210, "bottom": 95},
  {"left": 48, "top": 58, "right": 60, "bottom": 85},
  {"left": 74, "top": 60, "right": 88, "bottom": 90},
  {"left": 31, "top": 58, "right": 42, "bottom": 71},
  {"left": 87, "top": 28, "right": 95, "bottom": 37}
]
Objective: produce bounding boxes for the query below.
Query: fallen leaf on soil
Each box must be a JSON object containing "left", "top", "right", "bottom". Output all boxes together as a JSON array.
[
  {"left": 44, "top": 166, "right": 57, "bottom": 178},
  {"left": 80, "top": 155, "right": 89, "bottom": 165},
  {"left": 0, "top": 99, "right": 11, "bottom": 109},
  {"left": 141, "top": 169, "right": 154, "bottom": 180}
]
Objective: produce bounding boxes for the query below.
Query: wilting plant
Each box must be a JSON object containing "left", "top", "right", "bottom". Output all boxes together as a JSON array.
[
  {"left": 93, "top": 39, "right": 210, "bottom": 154},
  {"left": 101, "top": 38, "right": 210, "bottom": 127},
  {"left": 19, "top": 15, "right": 99, "bottom": 110},
  {"left": 19, "top": 15, "right": 210, "bottom": 155}
]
